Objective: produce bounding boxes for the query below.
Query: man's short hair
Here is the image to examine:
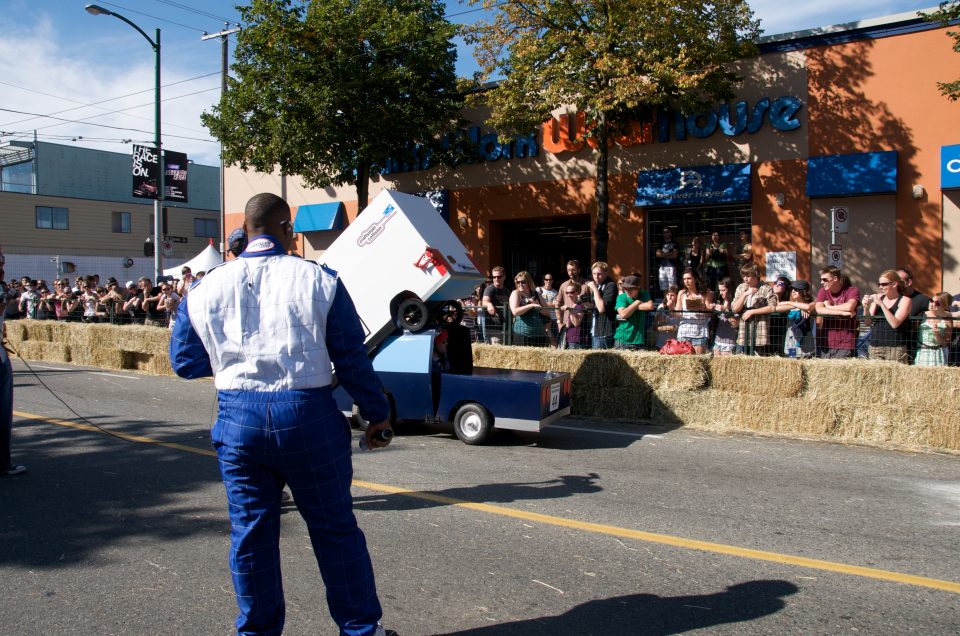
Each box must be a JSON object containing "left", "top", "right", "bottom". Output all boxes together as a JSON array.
[
  {"left": 591, "top": 261, "right": 609, "bottom": 272},
  {"left": 181, "top": 266, "right": 192, "bottom": 275},
  {"left": 491, "top": 265, "right": 505, "bottom": 275},
  {"left": 566, "top": 260, "right": 580, "bottom": 269},
  {"left": 819, "top": 266, "right": 842, "bottom": 279},
  {"left": 245, "top": 192, "right": 290, "bottom": 229},
  {"left": 896, "top": 267, "right": 913, "bottom": 282}
]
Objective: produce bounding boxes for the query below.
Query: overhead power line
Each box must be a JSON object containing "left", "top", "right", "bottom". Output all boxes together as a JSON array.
[
  {"left": 0, "top": 106, "right": 217, "bottom": 144},
  {"left": 154, "top": 0, "right": 237, "bottom": 25},
  {"left": 99, "top": 0, "right": 209, "bottom": 32}
]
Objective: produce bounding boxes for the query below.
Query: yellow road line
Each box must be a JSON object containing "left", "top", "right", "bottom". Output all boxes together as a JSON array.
[
  {"left": 16, "top": 409, "right": 960, "bottom": 594},
  {"left": 13, "top": 410, "right": 216, "bottom": 457}
]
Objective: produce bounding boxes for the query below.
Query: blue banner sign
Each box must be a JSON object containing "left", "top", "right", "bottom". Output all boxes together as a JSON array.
[
  {"left": 806, "top": 151, "right": 898, "bottom": 198},
  {"left": 942, "top": 144, "right": 960, "bottom": 190},
  {"left": 635, "top": 163, "right": 752, "bottom": 207}
]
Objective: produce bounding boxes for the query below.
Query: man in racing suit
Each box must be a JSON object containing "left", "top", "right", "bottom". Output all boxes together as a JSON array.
[{"left": 170, "top": 192, "right": 396, "bottom": 636}]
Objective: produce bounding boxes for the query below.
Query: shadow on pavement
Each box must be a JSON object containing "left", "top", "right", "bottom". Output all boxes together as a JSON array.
[
  {"left": 434, "top": 579, "right": 799, "bottom": 635},
  {"left": 0, "top": 417, "right": 225, "bottom": 569},
  {"left": 353, "top": 472, "right": 602, "bottom": 512}
]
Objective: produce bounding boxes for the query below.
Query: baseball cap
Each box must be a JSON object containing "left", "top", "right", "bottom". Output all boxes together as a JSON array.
[
  {"left": 620, "top": 275, "right": 641, "bottom": 289},
  {"left": 790, "top": 280, "right": 810, "bottom": 292},
  {"left": 125, "top": 280, "right": 136, "bottom": 289}
]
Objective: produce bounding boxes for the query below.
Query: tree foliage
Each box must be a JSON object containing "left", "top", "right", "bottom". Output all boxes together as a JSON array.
[
  {"left": 465, "top": 0, "right": 761, "bottom": 260},
  {"left": 926, "top": 1, "right": 960, "bottom": 101},
  {"left": 202, "top": 0, "right": 463, "bottom": 206}
]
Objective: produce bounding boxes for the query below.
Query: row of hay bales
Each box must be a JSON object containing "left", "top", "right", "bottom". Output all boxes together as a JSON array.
[
  {"left": 6, "top": 321, "right": 958, "bottom": 452},
  {"left": 474, "top": 345, "right": 960, "bottom": 453},
  {"left": 5, "top": 321, "right": 173, "bottom": 376}
]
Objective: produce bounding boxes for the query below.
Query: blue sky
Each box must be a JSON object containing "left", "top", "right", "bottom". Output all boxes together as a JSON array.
[{"left": 0, "top": 1, "right": 941, "bottom": 166}]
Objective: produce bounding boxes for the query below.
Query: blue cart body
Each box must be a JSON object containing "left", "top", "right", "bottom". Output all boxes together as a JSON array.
[{"left": 334, "top": 332, "right": 571, "bottom": 440}]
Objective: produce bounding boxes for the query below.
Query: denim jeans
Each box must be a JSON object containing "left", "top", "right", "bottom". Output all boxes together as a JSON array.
[{"left": 592, "top": 335, "right": 614, "bottom": 350}]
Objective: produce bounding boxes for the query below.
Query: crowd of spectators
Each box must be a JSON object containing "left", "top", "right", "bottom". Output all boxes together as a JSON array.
[
  {"left": 0, "top": 267, "right": 200, "bottom": 329},
  {"left": 5, "top": 240, "right": 960, "bottom": 368},
  {"left": 462, "top": 259, "right": 960, "bottom": 368}
]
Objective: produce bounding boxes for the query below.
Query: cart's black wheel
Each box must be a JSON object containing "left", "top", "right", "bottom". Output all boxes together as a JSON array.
[
  {"left": 436, "top": 300, "right": 464, "bottom": 326},
  {"left": 453, "top": 403, "right": 493, "bottom": 445},
  {"left": 397, "top": 297, "right": 429, "bottom": 332}
]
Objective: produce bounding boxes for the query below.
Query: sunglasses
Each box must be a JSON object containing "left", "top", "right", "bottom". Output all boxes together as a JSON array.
[{"left": 878, "top": 282, "right": 893, "bottom": 287}]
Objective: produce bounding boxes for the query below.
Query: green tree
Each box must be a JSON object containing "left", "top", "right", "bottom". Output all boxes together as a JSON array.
[
  {"left": 202, "top": 0, "right": 462, "bottom": 207},
  {"left": 466, "top": 0, "right": 760, "bottom": 261},
  {"left": 926, "top": 1, "right": 960, "bottom": 100}
]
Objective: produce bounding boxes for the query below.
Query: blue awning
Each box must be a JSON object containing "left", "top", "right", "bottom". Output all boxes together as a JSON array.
[
  {"left": 293, "top": 202, "right": 346, "bottom": 232},
  {"left": 806, "top": 151, "right": 898, "bottom": 198}
]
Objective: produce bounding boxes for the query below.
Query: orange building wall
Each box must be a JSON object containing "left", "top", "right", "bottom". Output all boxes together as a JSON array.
[
  {"left": 753, "top": 160, "right": 810, "bottom": 282},
  {"left": 806, "top": 27, "right": 956, "bottom": 294}
]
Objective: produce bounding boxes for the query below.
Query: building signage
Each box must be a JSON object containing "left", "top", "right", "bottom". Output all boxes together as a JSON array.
[
  {"left": 164, "top": 150, "right": 189, "bottom": 203},
  {"left": 635, "top": 163, "right": 751, "bottom": 207},
  {"left": 543, "top": 96, "right": 802, "bottom": 154},
  {"left": 941, "top": 144, "right": 960, "bottom": 190},
  {"left": 384, "top": 95, "right": 801, "bottom": 175},
  {"left": 131, "top": 145, "right": 159, "bottom": 199},
  {"left": 765, "top": 251, "right": 797, "bottom": 282}
]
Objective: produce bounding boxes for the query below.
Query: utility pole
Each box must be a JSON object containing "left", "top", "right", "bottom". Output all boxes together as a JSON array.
[{"left": 202, "top": 24, "right": 241, "bottom": 260}]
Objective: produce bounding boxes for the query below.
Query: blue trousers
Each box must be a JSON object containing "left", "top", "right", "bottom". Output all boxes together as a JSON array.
[
  {"left": 0, "top": 353, "right": 12, "bottom": 470},
  {"left": 212, "top": 388, "right": 382, "bottom": 636}
]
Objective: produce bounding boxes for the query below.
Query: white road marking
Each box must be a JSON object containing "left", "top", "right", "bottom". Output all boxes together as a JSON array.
[{"left": 25, "top": 364, "right": 138, "bottom": 380}]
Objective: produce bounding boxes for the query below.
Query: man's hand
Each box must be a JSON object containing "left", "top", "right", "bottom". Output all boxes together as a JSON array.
[{"left": 364, "top": 420, "right": 394, "bottom": 450}]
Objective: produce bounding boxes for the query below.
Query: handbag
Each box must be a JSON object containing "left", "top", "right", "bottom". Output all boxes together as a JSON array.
[{"left": 659, "top": 338, "right": 695, "bottom": 355}]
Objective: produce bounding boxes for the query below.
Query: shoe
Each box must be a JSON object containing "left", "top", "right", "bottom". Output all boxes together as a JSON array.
[{"left": 3, "top": 464, "right": 26, "bottom": 476}]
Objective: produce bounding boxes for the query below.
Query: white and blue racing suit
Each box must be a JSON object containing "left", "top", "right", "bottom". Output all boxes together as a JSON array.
[{"left": 170, "top": 234, "right": 389, "bottom": 636}]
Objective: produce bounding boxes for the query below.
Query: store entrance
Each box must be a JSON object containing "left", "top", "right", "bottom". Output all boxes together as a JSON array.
[
  {"left": 646, "top": 204, "right": 752, "bottom": 293},
  {"left": 499, "top": 215, "right": 591, "bottom": 283}
]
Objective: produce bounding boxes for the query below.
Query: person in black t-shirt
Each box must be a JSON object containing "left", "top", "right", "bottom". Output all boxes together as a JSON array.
[{"left": 481, "top": 266, "right": 511, "bottom": 343}]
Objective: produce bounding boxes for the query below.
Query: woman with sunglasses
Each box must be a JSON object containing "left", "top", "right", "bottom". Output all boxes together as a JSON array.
[
  {"left": 915, "top": 291, "right": 954, "bottom": 367},
  {"left": 862, "top": 269, "right": 911, "bottom": 363},
  {"left": 509, "top": 271, "right": 548, "bottom": 347}
]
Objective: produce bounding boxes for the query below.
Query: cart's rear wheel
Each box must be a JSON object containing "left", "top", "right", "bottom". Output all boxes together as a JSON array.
[
  {"left": 453, "top": 403, "right": 493, "bottom": 445},
  {"left": 436, "top": 300, "right": 464, "bottom": 326},
  {"left": 397, "top": 297, "right": 429, "bottom": 332}
]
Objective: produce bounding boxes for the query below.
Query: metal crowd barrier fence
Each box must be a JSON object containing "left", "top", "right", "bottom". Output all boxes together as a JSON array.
[{"left": 459, "top": 304, "right": 960, "bottom": 366}]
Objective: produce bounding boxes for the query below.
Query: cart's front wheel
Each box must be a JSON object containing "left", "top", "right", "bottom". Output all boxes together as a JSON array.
[
  {"left": 397, "top": 297, "right": 429, "bottom": 332},
  {"left": 453, "top": 403, "right": 493, "bottom": 445}
]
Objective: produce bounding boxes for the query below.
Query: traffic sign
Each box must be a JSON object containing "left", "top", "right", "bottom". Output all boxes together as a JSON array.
[
  {"left": 161, "top": 240, "right": 174, "bottom": 257},
  {"left": 831, "top": 206, "right": 849, "bottom": 233},
  {"left": 828, "top": 243, "right": 843, "bottom": 267}
]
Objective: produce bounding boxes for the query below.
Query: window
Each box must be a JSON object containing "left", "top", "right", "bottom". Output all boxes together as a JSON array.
[
  {"left": 194, "top": 217, "right": 218, "bottom": 238},
  {"left": 36, "top": 206, "right": 69, "bottom": 230},
  {"left": 112, "top": 211, "right": 131, "bottom": 233}
]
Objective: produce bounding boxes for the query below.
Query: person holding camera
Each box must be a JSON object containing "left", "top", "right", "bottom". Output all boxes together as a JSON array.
[
  {"left": 862, "top": 269, "right": 911, "bottom": 363},
  {"left": 704, "top": 231, "right": 729, "bottom": 292}
]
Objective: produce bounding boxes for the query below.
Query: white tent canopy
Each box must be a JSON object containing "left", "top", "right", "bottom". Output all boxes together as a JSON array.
[{"left": 163, "top": 243, "right": 222, "bottom": 278}]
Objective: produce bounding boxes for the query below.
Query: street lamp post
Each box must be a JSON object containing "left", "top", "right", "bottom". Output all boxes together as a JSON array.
[{"left": 85, "top": 4, "right": 163, "bottom": 282}]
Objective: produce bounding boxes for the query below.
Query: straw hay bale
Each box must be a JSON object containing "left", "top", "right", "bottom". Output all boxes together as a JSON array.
[
  {"left": 69, "top": 346, "right": 131, "bottom": 370},
  {"left": 832, "top": 404, "right": 960, "bottom": 451},
  {"left": 650, "top": 389, "right": 738, "bottom": 429},
  {"left": 4, "top": 321, "right": 27, "bottom": 344},
  {"left": 891, "top": 365, "right": 960, "bottom": 410},
  {"left": 14, "top": 340, "right": 70, "bottom": 363},
  {"left": 709, "top": 356, "right": 803, "bottom": 398},
  {"left": 735, "top": 395, "right": 839, "bottom": 437},
  {"left": 22, "top": 321, "right": 53, "bottom": 342},
  {"left": 570, "top": 386, "right": 651, "bottom": 419},
  {"left": 472, "top": 345, "right": 707, "bottom": 391},
  {"left": 802, "top": 358, "right": 900, "bottom": 405}
]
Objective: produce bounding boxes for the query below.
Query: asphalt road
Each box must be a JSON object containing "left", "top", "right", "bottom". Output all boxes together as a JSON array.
[{"left": 2, "top": 358, "right": 959, "bottom": 635}]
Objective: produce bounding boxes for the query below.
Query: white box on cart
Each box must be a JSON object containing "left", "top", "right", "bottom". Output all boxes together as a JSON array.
[{"left": 321, "top": 190, "right": 483, "bottom": 347}]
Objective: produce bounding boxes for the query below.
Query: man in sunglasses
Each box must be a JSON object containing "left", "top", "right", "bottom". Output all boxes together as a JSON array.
[{"left": 815, "top": 266, "right": 860, "bottom": 358}]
